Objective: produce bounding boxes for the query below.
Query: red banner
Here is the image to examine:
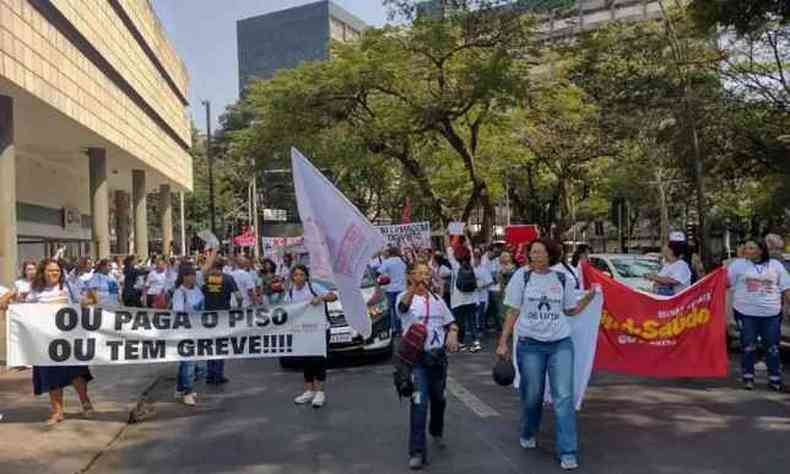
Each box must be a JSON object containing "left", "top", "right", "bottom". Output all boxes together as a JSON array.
[{"left": 583, "top": 264, "right": 729, "bottom": 378}]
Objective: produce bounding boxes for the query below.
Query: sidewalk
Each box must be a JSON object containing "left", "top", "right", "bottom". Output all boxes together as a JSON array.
[{"left": 0, "top": 363, "right": 175, "bottom": 474}]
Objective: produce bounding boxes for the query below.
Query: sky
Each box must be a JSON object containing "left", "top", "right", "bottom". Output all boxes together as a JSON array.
[{"left": 152, "top": 0, "right": 390, "bottom": 132}]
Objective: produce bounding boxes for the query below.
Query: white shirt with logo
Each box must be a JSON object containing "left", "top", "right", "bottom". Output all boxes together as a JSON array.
[
  {"left": 504, "top": 268, "right": 577, "bottom": 342},
  {"left": 397, "top": 291, "right": 455, "bottom": 350},
  {"left": 728, "top": 258, "right": 790, "bottom": 317}
]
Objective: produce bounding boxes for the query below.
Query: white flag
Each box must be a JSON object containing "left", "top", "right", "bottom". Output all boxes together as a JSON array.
[{"left": 291, "top": 148, "right": 386, "bottom": 338}]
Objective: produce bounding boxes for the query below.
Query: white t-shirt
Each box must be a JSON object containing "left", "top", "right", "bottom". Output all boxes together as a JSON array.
[
  {"left": 396, "top": 291, "right": 455, "bottom": 350},
  {"left": 474, "top": 264, "right": 494, "bottom": 304},
  {"left": 14, "top": 279, "right": 32, "bottom": 296},
  {"left": 26, "top": 284, "right": 77, "bottom": 304},
  {"left": 447, "top": 247, "right": 478, "bottom": 309},
  {"left": 145, "top": 270, "right": 169, "bottom": 295},
  {"left": 231, "top": 269, "right": 256, "bottom": 307},
  {"left": 484, "top": 256, "right": 501, "bottom": 292},
  {"left": 284, "top": 282, "right": 329, "bottom": 304},
  {"left": 172, "top": 286, "right": 205, "bottom": 312},
  {"left": 86, "top": 272, "right": 120, "bottom": 307},
  {"left": 379, "top": 256, "right": 407, "bottom": 293},
  {"left": 655, "top": 260, "right": 692, "bottom": 295},
  {"left": 728, "top": 258, "right": 790, "bottom": 317},
  {"left": 503, "top": 268, "right": 577, "bottom": 342}
]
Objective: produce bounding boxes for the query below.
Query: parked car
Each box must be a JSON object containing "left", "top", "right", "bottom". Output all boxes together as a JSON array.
[
  {"left": 588, "top": 254, "right": 662, "bottom": 293},
  {"left": 279, "top": 272, "right": 392, "bottom": 368}
]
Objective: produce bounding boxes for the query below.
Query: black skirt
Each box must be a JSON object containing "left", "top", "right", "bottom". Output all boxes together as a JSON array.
[{"left": 33, "top": 366, "right": 94, "bottom": 396}]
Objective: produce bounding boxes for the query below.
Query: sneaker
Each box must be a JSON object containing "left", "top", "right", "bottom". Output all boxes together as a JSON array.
[
  {"left": 560, "top": 454, "right": 579, "bottom": 470},
  {"left": 182, "top": 393, "right": 197, "bottom": 406},
  {"left": 519, "top": 437, "right": 536, "bottom": 449},
  {"left": 174, "top": 389, "right": 184, "bottom": 400},
  {"left": 312, "top": 391, "right": 326, "bottom": 408},
  {"left": 769, "top": 383, "right": 784, "bottom": 393},
  {"left": 470, "top": 341, "right": 482, "bottom": 353},
  {"left": 408, "top": 455, "right": 423, "bottom": 470},
  {"left": 459, "top": 344, "right": 467, "bottom": 352},
  {"left": 294, "top": 390, "right": 316, "bottom": 405},
  {"left": 743, "top": 380, "right": 755, "bottom": 391}
]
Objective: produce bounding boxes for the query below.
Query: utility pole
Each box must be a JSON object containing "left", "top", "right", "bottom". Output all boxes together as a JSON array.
[{"left": 202, "top": 100, "right": 217, "bottom": 237}]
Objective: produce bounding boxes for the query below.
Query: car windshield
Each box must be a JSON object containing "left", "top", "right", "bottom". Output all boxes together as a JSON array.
[{"left": 610, "top": 258, "right": 661, "bottom": 278}]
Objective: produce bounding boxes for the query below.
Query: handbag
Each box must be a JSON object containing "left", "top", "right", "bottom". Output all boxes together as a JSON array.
[{"left": 396, "top": 293, "right": 432, "bottom": 366}]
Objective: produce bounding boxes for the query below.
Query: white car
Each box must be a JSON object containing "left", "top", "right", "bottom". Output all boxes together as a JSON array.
[{"left": 588, "top": 254, "right": 662, "bottom": 293}]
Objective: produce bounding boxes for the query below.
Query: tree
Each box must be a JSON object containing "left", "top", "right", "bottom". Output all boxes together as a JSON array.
[{"left": 689, "top": 0, "right": 789, "bottom": 36}]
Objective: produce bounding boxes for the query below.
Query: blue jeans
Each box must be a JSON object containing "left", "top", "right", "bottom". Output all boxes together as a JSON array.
[
  {"left": 475, "top": 302, "right": 488, "bottom": 332},
  {"left": 738, "top": 311, "right": 782, "bottom": 384},
  {"left": 517, "top": 337, "right": 577, "bottom": 457},
  {"left": 177, "top": 361, "right": 196, "bottom": 394},
  {"left": 207, "top": 359, "right": 225, "bottom": 381},
  {"left": 409, "top": 353, "right": 447, "bottom": 457},
  {"left": 387, "top": 291, "right": 402, "bottom": 335},
  {"left": 453, "top": 303, "right": 478, "bottom": 344}
]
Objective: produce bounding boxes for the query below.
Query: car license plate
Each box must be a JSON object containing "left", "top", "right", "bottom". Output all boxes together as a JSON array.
[{"left": 330, "top": 333, "right": 353, "bottom": 344}]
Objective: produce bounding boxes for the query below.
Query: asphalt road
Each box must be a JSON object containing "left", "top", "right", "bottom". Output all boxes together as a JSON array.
[{"left": 88, "top": 334, "right": 790, "bottom": 474}]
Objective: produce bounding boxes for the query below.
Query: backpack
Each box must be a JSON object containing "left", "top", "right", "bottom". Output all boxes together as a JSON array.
[
  {"left": 523, "top": 269, "right": 566, "bottom": 289},
  {"left": 455, "top": 263, "right": 478, "bottom": 293}
]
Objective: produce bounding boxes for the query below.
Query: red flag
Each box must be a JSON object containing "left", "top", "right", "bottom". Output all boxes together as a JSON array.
[
  {"left": 583, "top": 263, "right": 729, "bottom": 378},
  {"left": 401, "top": 197, "right": 412, "bottom": 224}
]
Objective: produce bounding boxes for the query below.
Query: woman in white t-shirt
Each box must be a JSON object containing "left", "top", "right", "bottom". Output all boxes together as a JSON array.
[
  {"left": 285, "top": 264, "right": 337, "bottom": 408},
  {"left": 14, "top": 260, "right": 37, "bottom": 301},
  {"left": 472, "top": 248, "right": 494, "bottom": 352},
  {"left": 144, "top": 257, "right": 170, "bottom": 307},
  {"left": 5, "top": 259, "right": 95, "bottom": 426},
  {"left": 172, "top": 264, "right": 205, "bottom": 406},
  {"left": 396, "top": 262, "right": 459, "bottom": 470},
  {"left": 646, "top": 241, "right": 692, "bottom": 296},
  {"left": 727, "top": 238, "right": 790, "bottom": 391},
  {"left": 85, "top": 259, "right": 120, "bottom": 307},
  {"left": 497, "top": 239, "right": 596, "bottom": 471}
]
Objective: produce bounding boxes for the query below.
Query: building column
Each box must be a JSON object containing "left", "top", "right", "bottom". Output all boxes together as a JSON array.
[
  {"left": 133, "top": 170, "right": 149, "bottom": 259},
  {"left": 0, "top": 96, "right": 17, "bottom": 365},
  {"left": 160, "top": 184, "right": 173, "bottom": 257},
  {"left": 88, "top": 148, "right": 110, "bottom": 259},
  {"left": 115, "top": 190, "right": 130, "bottom": 255},
  {"left": 180, "top": 191, "right": 187, "bottom": 256}
]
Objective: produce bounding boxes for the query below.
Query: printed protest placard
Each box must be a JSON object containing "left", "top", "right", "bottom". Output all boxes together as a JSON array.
[
  {"left": 377, "top": 222, "right": 431, "bottom": 251},
  {"left": 6, "top": 302, "right": 327, "bottom": 366}
]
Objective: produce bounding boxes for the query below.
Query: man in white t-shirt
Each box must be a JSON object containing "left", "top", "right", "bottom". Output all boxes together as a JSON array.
[
  {"left": 378, "top": 247, "right": 408, "bottom": 335},
  {"left": 86, "top": 259, "right": 120, "bottom": 307},
  {"left": 230, "top": 256, "right": 257, "bottom": 308}
]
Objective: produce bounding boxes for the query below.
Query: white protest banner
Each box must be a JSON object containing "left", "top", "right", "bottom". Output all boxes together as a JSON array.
[
  {"left": 513, "top": 290, "right": 603, "bottom": 410},
  {"left": 292, "top": 147, "right": 386, "bottom": 338},
  {"left": 448, "top": 221, "right": 465, "bottom": 236},
  {"left": 6, "top": 302, "right": 326, "bottom": 366},
  {"left": 377, "top": 222, "right": 431, "bottom": 251}
]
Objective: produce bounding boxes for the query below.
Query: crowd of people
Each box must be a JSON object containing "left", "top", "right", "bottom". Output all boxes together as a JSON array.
[{"left": 1, "top": 230, "right": 788, "bottom": 471}]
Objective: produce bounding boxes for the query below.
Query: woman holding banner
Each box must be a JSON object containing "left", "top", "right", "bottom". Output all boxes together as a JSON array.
[
  {"left": 645, "top": 241, "right": 692, "bottom": 296},
  {"left": 172, "top": 264, "right": 204, "bottom": 406},
  {"left": 13, "top": 260, "right": 36, "bottom": 301},
  {"left": 286, "top": 265, "right": 337, "bottom": 408},
  {"left": 728, "top": 239, "right": 790, "bottom": 392},
  {"left": 11, "top": 259, "right": 95, "bottom": 426},
  {"left": 496, "top": 239, "right": 596, "bottom": 471}
]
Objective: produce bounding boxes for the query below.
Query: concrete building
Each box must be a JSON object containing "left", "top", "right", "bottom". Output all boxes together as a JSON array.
[
  {"left": 0, "top": 0, "right": 192, "bottom": 360},
  {"left": 237, "top": 0, "right": 367, "bottom": 94}
]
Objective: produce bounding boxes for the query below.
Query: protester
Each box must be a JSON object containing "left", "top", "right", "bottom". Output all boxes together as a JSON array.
[
  {"left": 14, "top": 260, "right": 36, "bottom": 301},
  {"left": 111, "top": 256, "right": 125, "bottom": 286},
  {"left": 200, "top": 250, "right": 242, "bottom": 384},
  {"left": 277, "top": 253, "right": 294, "bottom": 282},
  {"left": 121, "top": 256, "right": 144, "bottom": 307},
  {"left": 230, "top": 256, "right": 257, "bottom": 308},
  {"left": 378, "top": 246, "right": 408, "bottom": 336},
  {"left": 497, "top": 251, "right": 517, "bottom": 330},
  {"left": 429, "top": 251, "right": 452, "bottom": 308},
  {"left": 571, "top": 245, "right": 591, "bottom": 290},
  {"left": 727, "top": 238, "right": 790, "bottom": 391},
  {"left": 645, "top": 241, "right": 692, "bottom": 296},
  {"left": 765, "top": 233, "right": 790, "bottom": 272},
  {"left": 472, "top": 247, "right": 494, "bottom": 350},
  {"left": 259, "top": 258, "right": 280, "bottom": 305},
  {"left": 396, "top": 262, "right": 459, "bottom": 470},
  {"left": 144, "top": 257, "right": 170, "bottom": 307},
  {"left": 172, "top": 264, "right": 205, "bottom": 406},
  {"left": 285, "top": 264, "right": 337, "bottom": 408},
  {"left": 85, "top": 259, "right": 120, "bottom": 307},
  {"left": 445, "top": 235, "right": 479, "bottom": 351},
  {"left": 483, "top": 245, "right": 502, "bottom": 332},
  {"left": 15, "top": 259, "right": 94, "bottom": 425},
  {"left": 552, "top": 245, "right": 581, "bottom": 290},
  {"left": 497, "top": 239, "right": 596, "bottom": 471}
]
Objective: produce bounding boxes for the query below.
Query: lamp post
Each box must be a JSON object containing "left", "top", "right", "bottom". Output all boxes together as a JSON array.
[{"left": 202, "top": 100, "right": 217, "bottom": 237}]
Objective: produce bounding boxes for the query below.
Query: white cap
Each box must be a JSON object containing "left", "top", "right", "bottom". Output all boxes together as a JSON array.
[{"left": 669, "top": 231, "right": 686, "bottom": 242}]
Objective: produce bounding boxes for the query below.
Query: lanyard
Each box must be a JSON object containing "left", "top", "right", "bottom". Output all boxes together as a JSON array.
[{"left": 423, "top": 294, "right": 430, "bottom": 325}]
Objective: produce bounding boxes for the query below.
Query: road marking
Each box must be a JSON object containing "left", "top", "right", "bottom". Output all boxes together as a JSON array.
[{"left": 446, "top": 376, "right": 500, "bottom": 418}]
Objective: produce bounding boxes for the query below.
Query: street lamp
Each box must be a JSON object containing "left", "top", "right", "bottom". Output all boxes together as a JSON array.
[{"left": 201, "top": 100, "right": 217, "bottom": 237}]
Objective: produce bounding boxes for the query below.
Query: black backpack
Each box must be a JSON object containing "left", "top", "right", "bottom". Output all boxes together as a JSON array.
[{"left": 455, "top": 263, "right": 478, "bottom": 293}]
